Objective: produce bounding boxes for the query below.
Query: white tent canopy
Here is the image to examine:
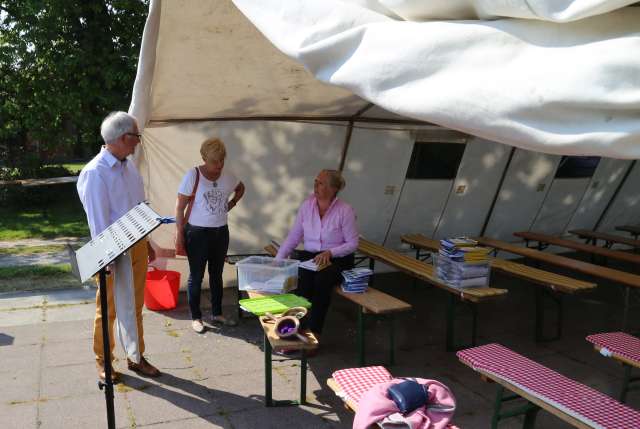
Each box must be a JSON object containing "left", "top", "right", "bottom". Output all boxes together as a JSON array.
[
  {"left": 129, "top": 0, "right": 640, "bottom": 280},
  {"left": 232, "top": 0, "right": 640, "bottom": 159}
]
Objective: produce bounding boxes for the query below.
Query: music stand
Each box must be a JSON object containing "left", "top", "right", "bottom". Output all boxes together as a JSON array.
[{"left": 68, "top": 202, "right": 164, "bottom": 429}]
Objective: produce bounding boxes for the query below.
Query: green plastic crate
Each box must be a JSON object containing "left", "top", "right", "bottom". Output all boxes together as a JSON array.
[{"left": 239, "top": 293, "right": 311, "bottom": 316}]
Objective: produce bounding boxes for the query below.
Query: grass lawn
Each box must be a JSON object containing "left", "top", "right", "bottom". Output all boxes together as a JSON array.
[
  {"left": 45, "top": 162, "right": 86, "bottom": 175},
  {"left": 0, "top": 185, "right": 89, "bottom": 241},
  {"left": 0, "top": 265, "right": 87, "bottom": 293},
  {"left": 0, "top": 245, "right": 67, "bottom": 255}
]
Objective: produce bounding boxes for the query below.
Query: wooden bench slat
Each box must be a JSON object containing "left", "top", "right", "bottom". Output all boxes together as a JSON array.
[
  {"left": 476, "top": 236, "right": 640, "bottom": 289},
  {"left": 335, "top": 286, "right": 411, "bottom": 315},
  {"left": 514, "top": 231, "right": 640, "bottom": 265},
  {"left": 401, "top": 234, "right": 595, "bottom": 294},
  {"left": 358, "top": 238, "right": 507, "bottom": 303},
  {"left": 616, "top": 225, "right": 640, "bottom": 235},
  {"left": 569, "top": 229, "right": 640, "bottom": 248}
]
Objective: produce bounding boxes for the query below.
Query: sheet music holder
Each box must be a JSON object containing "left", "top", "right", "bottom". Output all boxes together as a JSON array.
[{"left": 68, "top": 202, "right": 164, "bottom": 429}]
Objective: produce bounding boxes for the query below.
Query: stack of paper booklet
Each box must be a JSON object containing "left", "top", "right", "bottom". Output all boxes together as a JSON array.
[
  {"left": 341, "top": 268, "right": 374, "bottom": 293},
  {"left": 437, "top": 238, "right": 491, "bottom": 288}
]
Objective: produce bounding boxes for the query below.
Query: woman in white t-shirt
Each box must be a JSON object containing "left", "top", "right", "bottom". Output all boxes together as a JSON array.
[{"left": 175, "top": 138, "right": 245, "bottom": 333}]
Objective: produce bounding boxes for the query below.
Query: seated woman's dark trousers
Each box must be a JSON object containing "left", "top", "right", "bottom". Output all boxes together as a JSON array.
[
  {"left": 184, "top": 224, "right": 229, "bottom": 320},
  {"left": 295, "top": 250, "right": 355, "bottom": 334}
]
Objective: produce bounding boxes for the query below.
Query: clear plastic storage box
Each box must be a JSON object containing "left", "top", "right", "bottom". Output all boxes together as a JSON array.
[{"left": 236, "top": 256, "right": 299, "bottom": 294}]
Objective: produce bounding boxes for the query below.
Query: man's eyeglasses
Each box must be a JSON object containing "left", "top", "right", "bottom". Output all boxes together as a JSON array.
[{"left": 125, "top": 133, "right": 142, "bottom": 139}]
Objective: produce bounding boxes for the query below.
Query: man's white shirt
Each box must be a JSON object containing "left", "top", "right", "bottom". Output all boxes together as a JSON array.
[{"left": 77, "top": 147, "right": 145, "bottom": 238}]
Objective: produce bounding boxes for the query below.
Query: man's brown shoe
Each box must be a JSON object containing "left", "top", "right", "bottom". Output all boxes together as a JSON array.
[
  {"left": 127, "top": 356, "right": 161, "bottom": 377},
  {"left": 97, "top": 362, "right": 120, "bottom": 383}
]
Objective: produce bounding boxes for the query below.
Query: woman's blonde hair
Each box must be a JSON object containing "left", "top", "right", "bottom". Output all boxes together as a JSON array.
[
  {"left": 200, "top": 138, "right": 226, "bottom": 162},
  {"left": 322, "top": 169, "right": 346, "bottom": 192}
]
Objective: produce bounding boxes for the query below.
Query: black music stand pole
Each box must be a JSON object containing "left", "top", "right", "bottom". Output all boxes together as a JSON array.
[
  {"left": 97, "top": 268, "right": 116, "bottom": 429},
  {"left": 68, "top": 202, "right": 170, "bottom": 429}
]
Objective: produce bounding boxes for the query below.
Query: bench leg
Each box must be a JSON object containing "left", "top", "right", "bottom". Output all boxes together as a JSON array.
[
  {"left": 535, "top": 288, "right": 563, "bottom": 342},
  {"left": 264, "top": 333, "right": 273, "bottom": 407},
  {"left": 620, "top": 364, "right": 640, "bottom": 403},
  {"left": 622, "top": 286, "right": 631, "bottom": 332},
  {"left": 388, "top": 315, "right": 395, "bottom": 366},
  {"left": 358, "top": 307, "right": 366, "bottom": 366},
  {"left": 491, "top": 385, "right": 541, "bottom": 429},
  {"left": 300, "top": 351, "right": 307, "bottom": 405},
  {"left": 446, "top": 295, "right": 477, "bottom": 352}
]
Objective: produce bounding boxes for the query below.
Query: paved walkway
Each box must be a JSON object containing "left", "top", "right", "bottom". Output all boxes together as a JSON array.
[
  {"left": 0, "top": 237, "right": 87, "bottom": 267},
  {"left": 1, "top": 262, "right": 639, "bottom": 428}
]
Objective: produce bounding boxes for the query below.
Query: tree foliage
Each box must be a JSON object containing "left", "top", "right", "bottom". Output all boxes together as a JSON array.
[{"left": 0, "top": 0, "right": 149, "bottom": 170}]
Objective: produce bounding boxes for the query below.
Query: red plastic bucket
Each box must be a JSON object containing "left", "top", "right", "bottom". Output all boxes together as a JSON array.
[{"left": 145, "top": 267, "right": 180, "bottom": 311}]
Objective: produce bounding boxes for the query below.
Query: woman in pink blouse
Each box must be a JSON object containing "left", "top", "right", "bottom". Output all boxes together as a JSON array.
[{"left": 276, "top": 169, "right": 359, "bottom": 335}]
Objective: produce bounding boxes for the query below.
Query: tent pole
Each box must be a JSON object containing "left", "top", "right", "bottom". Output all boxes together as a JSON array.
[
  {"left": 593, "top": 160, "right": 637, "bottom": 231},
  {"left": 480, "top": 146, "right": 516, "bottom": 237},
  {"left": 339, "top": 103, "right": 374, "bottom": 171}
]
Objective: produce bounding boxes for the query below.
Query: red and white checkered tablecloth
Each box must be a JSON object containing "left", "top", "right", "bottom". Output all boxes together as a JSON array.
[
  {"left": 587, "top": 332, "right": 640, "bottom": 365},
  {"left": 457, "top": 343, "right": 640, "bottom": 429},
  {"left": 332, "top": 366, "right": 392, "bottom": 404}
]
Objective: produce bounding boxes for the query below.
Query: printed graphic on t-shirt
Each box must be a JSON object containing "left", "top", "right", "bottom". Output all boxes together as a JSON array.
[{"left": 203, "top": 188, "right": 227, "bottom": 215}]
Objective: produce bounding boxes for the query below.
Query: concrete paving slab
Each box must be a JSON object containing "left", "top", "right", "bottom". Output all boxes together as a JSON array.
[
  {"left": 44, "top": 303, "right": 96, "bottom": 323},
  {"left": 0, "top": 307, "right": 44, "bottom": 326},
  {"left": 40, "top": 362, "right": 100, "bottom": 399},
  {"left": 0, "top": 367, "right": 39, "bottom": 404},
  {"left": 40, "top": 319, "right": 93, "bottom": 343},
  {"left": 38, "top": 392, "right": 131, "bottom": 429},
  {"left": 0, "top": 343, "right": 42, "bottom": 370},
  {"left": 41, "top": 338, "right": 94, "bottom": 368},
  {"left": 227, "top": 403, "right": 344, "bottom": 428},
  {"left": 0, "top": 402, "right": 38, "bottom": 427}
]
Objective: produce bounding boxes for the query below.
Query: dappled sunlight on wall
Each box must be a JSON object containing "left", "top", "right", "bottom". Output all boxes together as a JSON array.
[{"left": 140, "top": 121, "right": 345, "bottom": 256}]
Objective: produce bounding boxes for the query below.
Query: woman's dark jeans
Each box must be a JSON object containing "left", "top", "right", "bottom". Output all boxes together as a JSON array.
[
  {"left": 295, "top": 250, "right": 355, "bottom": 334},
  {"left": 184, "top": 223, "right": 229, "bottom": 320}
]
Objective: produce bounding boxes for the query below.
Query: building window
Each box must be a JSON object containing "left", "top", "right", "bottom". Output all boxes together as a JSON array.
[
  {"left": 406, "top": 142, "right": 466, "bottom": 179},
  {"left": 555, "top": 156, "right": 600, "bottom": 178}
]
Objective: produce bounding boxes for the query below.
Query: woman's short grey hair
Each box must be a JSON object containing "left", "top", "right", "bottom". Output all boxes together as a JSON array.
[
  {"left": 101, "top": 111, "right": 138, "bottom": 144},
  {"left": 322, "top": 169, "right": 346, "bottom": 192}
]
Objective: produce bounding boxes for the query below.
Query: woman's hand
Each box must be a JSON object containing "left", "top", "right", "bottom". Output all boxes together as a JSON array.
[
  {"left": 175, "top": 234, "right": 187, "bottom": 257},
  {"left": 313, "top": 250, "right": 332, "bottom": 266}
]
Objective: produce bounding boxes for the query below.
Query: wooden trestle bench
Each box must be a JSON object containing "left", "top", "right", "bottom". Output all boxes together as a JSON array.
[
  {"left": 401, "top": 233, "right": 596, "bottom": 342},
  {"left": 616, "top": 224, "right": 640, "bottom": 240},
  {"left": 458, "top": 343, "right": 640, "bottom": 429},
  {"left": 569, "top": 229, "right": 640, "bottom": 250},
  {"left": 264, "top": 244, "right": 412, "bottom": 365},
  {"left": 475, "top": 236, "right": 640, "bottom": 331},
  {"left": 514, "top": 231, "right": 640, "bottom": 266},
  {"left": 357, "top": 238, "right": 507, "bottom": 351},
  {"left": 587, "top": 332, "right": 640, "bottom": 403}
]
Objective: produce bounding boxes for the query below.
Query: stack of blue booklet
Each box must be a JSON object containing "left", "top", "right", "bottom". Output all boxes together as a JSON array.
[
  {"left": 437, "top": 238, "right": 491, "bottom": 288},
  {"left": 341, "top": 268, "right": 374, "bottom": 293}
]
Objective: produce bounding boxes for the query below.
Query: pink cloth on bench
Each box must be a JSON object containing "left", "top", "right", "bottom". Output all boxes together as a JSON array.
[
  {"left": 353, "top": 378, "right": 456, "bottom": 429},
  {"left": 457, "top": 343, "right": 640, "bottom": 429},
  {"left": 587, "top": 332, "right": 640, "bottom": 364}
]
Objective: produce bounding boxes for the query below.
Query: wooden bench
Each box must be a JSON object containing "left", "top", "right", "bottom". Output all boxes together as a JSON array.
[
  {"left": 569, "top": 229, "right": 640, "bottom": 250},
  {"left": 587, "top": 332, "right": 640, "bottom": 403},
  {"left": 514, "top": 231, "right": 640, "bottom": 266},
  {"left": 458, "top": 343, "right": 640, "bottom": 429},
  {"left": 264, "top": 243, "right": 412, "bottom": 365},
  {"left": 358, "top": 238, "right": 507, "bottom": 351},
  {"left": 616, "top": 224, "right": 640, "bottom": 240},
  {"left": 401, "top": 233, "right": 596, "bottom": 342},
  {"left": 245, "top": 290, "right": 319, "bottom": 407},
  {"left": 476, "top": 236, "right": 640, "bottom": 331},
  {"left": 335, "top": 286, "right": 411, "bottom": 366}
]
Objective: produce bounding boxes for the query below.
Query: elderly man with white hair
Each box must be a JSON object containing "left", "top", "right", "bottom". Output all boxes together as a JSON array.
[{"left": 77, "top": 111, "right": 160, "bottom": 381}]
